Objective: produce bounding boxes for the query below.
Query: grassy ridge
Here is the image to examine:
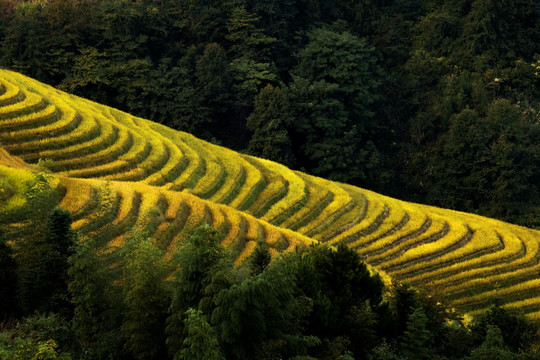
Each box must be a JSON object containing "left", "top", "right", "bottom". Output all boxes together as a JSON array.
[{"left": 1, "top": 69, "right": 540, "bottom": 321}]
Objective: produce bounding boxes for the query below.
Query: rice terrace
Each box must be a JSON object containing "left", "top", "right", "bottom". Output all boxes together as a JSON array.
[{"left": 1, "top": 68, "right": 539, "bottom": 325}]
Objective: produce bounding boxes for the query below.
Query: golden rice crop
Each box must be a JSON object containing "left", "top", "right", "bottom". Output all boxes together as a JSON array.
[
  {"left": 295, "top": 174, "right": 353, "bottom": 235},
  {"left": 195, "top": 159, "right": 226, "bottom": 198},
  {"left": 258, "top": 158, "right": 307, "bottom": 223},
  {"left": 6, "top": 68, "right": 540, "bottom": 322},
  {"left": 71, "top": 182, "right": 118, "bottom": 231},
  {"left": 1, "top": 99, "right": 78, "bottom": 145},
  {"left": 280, "top": 228, "right": 317, "bottom": 250},
  {"left": 366, "top": 216, "right": 446, "bottom": 264},
  {"left": 139, "top": 131, "right": 186, "bottom": 186},
  {"left": 55, "top": 127, "right": 134, "bottom": 176},
  {"left": 234, "top": 240, "right": 257, "bottom": 267},
  {"left": 405, "top": 230, "right": 528, "bottom": 287},
  {"left": 0, "top": 148, "right": 28, "bottom": 168},
  {"left": 383, "top": 222, "right": 471, "bottom": 269},
  {"left": 226, "top": 153, "right": 265, "bottom": 209},
  {"left": 220, "top": 206, "right": 246, "bottom": 247},
  {"left": 397, "top": 234, "right": 509, "bottom": 281},
  {"left": 0, "top": 104, "right": 56, "bottom": 130},
  {"left": 0, "top": 88, "right": 42, "bottom": 116},
  {"left": 280, "top": 181, "right": 329, "bottom": 229},
  {"left": 58, "top": 177, "right": 94, "bottom": 214},
  {"left": 26, "top": 117, "right": 114, "bottom": 161},
  {"left": 245, "top": 218, "right": 263, "bottom": 242},
  {"left": 109, "top": 186, "right": 138, "bottom": 226},
  {"left": 211, "top": 157, "right": 244, "bottom": 204},
  {"left": 208, "top": 204, "right": 226, "bottom": 230},
  {"left": 348, "top": 200, "right": 407, "bottom": 249},
  {"left": 504, "top": 297, "right": 540, "bottom": 314},
  {"left": 442, "top": 259, "right": 540, "bottom": 301},
  {"left": 149, "top": 130, "right": 204, "bottom": 191},
  {"left": 14, "top": 113, "right": 98, "bottom": 159},
  {"left": 0, "top": 165, "right": 35, "bottom": 212},
  {"left": 245, "top": 159, "right": 287, "bottom": 216},
  {"left": 311, "top": 185, "right": 367, "bottom": 241},
  {"left": 326, "top": 190, "right": 387, "bottom": 246},
  {"left": 0, "top": 79, "right": 21, "bottom": 105},
  {"left": 356, "top": 204, "right": 427, "bottom": 256},
  {"left": 452, "top": 278, "right": 540, "bottom": 308}
]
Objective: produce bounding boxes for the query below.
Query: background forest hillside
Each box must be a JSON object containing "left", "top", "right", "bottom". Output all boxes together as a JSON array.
[{"left": 0, "top": 0, "right": 538, "bottom": 228}]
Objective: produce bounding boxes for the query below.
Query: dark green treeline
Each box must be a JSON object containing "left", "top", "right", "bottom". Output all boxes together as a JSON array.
[{"left": 0, "top": 0, "right": 539, "bottom": 227}]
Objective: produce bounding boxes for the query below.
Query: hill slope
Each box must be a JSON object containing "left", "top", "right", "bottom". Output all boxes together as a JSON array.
[{"left": 1, "top": 69, "right": 539, "bottom": 320}]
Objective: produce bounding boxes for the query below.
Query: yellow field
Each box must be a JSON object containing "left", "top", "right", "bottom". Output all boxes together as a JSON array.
[{"left": 1, "top": 69, "right": 540, "bottom": 321}]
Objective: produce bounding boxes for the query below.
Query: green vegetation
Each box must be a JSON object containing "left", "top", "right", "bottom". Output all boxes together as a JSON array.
[{"left": 0, "top": 0, "right": 538, "bottom": 358}]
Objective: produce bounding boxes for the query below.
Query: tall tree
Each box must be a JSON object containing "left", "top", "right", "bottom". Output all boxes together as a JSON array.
[
  {"left": 179, "top": 308, "right": 225, "bottom": 360},
  {"left": 288, "top": 26, "right": 384, "bottom": 184},
  {"left": 166, "top": 224, "right": 232, "bottom": 359},
  {"left": 121, "top": 234, "right": 169, "bottom": 360},
  {"left": 18, "top": 207, "right": 75, "bottom": 316},
  {"left": 212, "top": 256, "right": 318, "bottom": 359},
  {"left": 466, "top": 325, "right": 514, "bottom": 360},
  {"left": 0, "top": 238, "right": 18, "bottom": 319},
  {"left": 246, "top": 84, "right": 295, "bottom": 166},
  {"left": 68, "top": 236, "right": 122, "bottom": 359},
  {"left": 469, "top": 304, "right": 538, "bottom": 353},
  {"left": 399, "top": 307, "right": 434, "bottom": 360}
]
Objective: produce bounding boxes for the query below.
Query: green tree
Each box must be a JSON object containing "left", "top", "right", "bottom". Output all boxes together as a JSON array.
[
  {"left": 68, "top": 236, "right": 122, "bottom": 359},
  {"left": 469, "top": 304, "right": 538, "bottom": 353},
  {"left": 246, "top": 84, "right": 295, "bottom": 166},
  {"left": 249, "top": 242, "right": 272, "bottom": 276},
  {"left": 121, "top": 234, "right": 169, "bottom": 360},
  {"left": 168, "top": 43, "right": 232, "bottom": 142},
  {"left": 0, "top": 313, "right": 73, "bottom": 360},
  {"left": 288, "top": 243, "right": 384, "bottom": 357},
  {"left": 399, "top": 307, "right": 434, "bottom": 360},
  {"left": 18, "top": 207, "right": 75, "bottom": 316},
  {"left": 425, "top": 99, "right": 540, "bottom": 226},
  {"left": 463, "top": 0, "right": 539, "bottom": 61},
  {"left": 0, "top": 238, "right": 18, "bottom": 319},
  {"left": 212, "top": 256, "right": 318, "bottom": 359},
  {"left": 288, "top": 26, "right": 384, "bottom": 183},
  {"left": 369, "top": 339, "right": 405, "bottom": 360},
  {"left": 166, "top": 224, "right": 232, "bottom": 359},
  {"left": 466, "top": 325, "right": 514, "bottom": 360},
  {"left": 226, "top": 5, "right": 276, "bottom": 60},
  {"left": 179, "top": 308, "right": 225, "bottom": 360}
]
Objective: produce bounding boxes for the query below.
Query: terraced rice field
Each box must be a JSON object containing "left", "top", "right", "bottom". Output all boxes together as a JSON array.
[{"left": 1, "top": 69, "right": 540, "bottom": 321}]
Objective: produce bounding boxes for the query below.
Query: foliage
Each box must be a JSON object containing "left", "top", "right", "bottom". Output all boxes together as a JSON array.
[
  {"left": 466, "top": 325, "right": 514, "bottom": 360},
  {"left": 399, "top": 307, "right": 434, "bottom": 360},
  {"left": 18, "top": 207, "right": 75, "bottom": 316},
  {"left": 121, "top": 233, "right": 169, "bottom": 360},
  {"left": 246, "top": 84, "right": 295, "bottom": 167},
  {"left": 166, "top": 224, "right": 232, "bottom": 359},
  {"left": 68, "top": 236, "right": 122, "bottom": 359},
  {"left": 0, "top": 237, "right": 18, "bottom": 319},
  {"left": 469, "top": 304, "right": 538, "bottom": 353},
  {"left": 249, "top": 242, "right": 272, "bottom": 276},
  {"left": 288, "top": 26, "right": 383, "bottom": 183},
  {"left": 0, "top": 313, "right": 73, "bottom": 360},
  {"left": 179, "top": 308, "right": 225, "bottom": 360}
]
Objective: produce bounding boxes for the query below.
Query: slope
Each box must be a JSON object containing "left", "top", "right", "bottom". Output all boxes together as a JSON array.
[{"left": 0, "top": 69, "right": 539, "bottom": 320}]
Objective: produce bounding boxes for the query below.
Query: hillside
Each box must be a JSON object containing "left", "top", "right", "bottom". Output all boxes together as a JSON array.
[{"left": 1, "top": 69, "right": 540, "bottom": 322}]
